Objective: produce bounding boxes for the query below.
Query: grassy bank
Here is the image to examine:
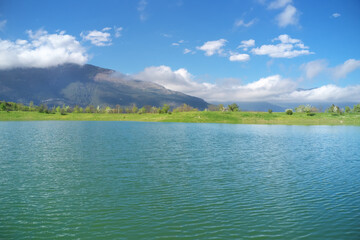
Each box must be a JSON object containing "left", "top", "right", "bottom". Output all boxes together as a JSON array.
[{"left": 1, "top": 111, "right": 360, "bottom": 125}]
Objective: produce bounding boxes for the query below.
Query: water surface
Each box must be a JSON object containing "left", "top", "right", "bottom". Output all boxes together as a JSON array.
[{"left": 1, "top": 121, "right": 359, "bottom": 239}]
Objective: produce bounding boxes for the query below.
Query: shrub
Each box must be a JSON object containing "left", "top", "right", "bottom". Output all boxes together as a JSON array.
[
  {"left": 353, "top": 104, "right": 360, "bottom": 113},
  {"left": 228, "top": 103, "right": 239, "bottom": 112},
  {"left": 268, "top": 109, "right": 273, "bottom": 114},
  {"left": 285, "top": 109, "right": 293, "bottom": 115},
  {"left": 345, "top": 106, "right": 351, "bottom": 113}
]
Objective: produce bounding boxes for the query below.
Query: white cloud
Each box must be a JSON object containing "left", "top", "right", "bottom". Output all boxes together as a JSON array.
[
  {"left": 268, "top": 0, "right": 292, "bottom": 9},
  {"left": 275, "top": 34, "right": 299, "bottom": 43},
  {"left": 251, "top": 34, "right": 313, "bottom": 58},
  {"left": 0, "top": 29, "right": 88, "bottom": 69},
  {"left": 172, "top": 40, "right": 185, "bottom": 46},
  {"left": 332, "top": 13, "right": 341, "bottom": 18},
  {"left": 229, "top": 52, "right": 250, "bottom": 62},
  {"left": 80, "top": 29, "right": 112, "bottom": 46},
  {"left": 279, "top": 85, "right": 360, "bottom": 102},
  {"left": 133, "top": 65, "right": 215, "bottom": 96},
  {"left": 138, "top": 0, "right": 148, "bottom": 21},
  {"left": 300, "top": 59, "right": 328, "bottom": 79},
  {"left": 133, "top": 65, "right": 360, "bottom": 103},
  {"left": 332, "top": 59, "right": 360, "bottom": 79},
  {"left": 196, "top": 39, "right": 227, "bottom": 56},
  {"left": 237, "top": 39, "right": 255, "bottom": 51},
  {"left": 183, "top": 48, "right": 195, "bottom": 54},
  {"left": 0, "top": 19, "right": 7, "bottom": 31},
  {"left": 234, "top": 18, "right": 257, "bottom": 27},
  {"left": 162, "top": 33, "right": 172, "bottom": 38},
  {"left": 114, "top": 27, "right": 123, "bottom": 38},
  {"left": 276, "top": 5, "right": 299, "bottom": 27}
]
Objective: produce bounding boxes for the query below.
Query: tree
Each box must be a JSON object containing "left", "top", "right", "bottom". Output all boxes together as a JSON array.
[
  {"left": 219, "top": 104, "right": 225, "bottom": 112},
  {"left": 29, "top": 101, "right": 34, "bottom": 111},
  {"left": 268, "top": 109, "right": 273, "bottom": 114},
  {"left": 345, "top": 106, "right": 351, "bottom": 113},
  {"left": 138, "top": 106, "right": 147, "bottom": 114},
  {"left": 115, "top": 104, "right": 122, "bottom": 113},
  {"left": 285, "top": 109, "right": 293, "bottom": 115},
  {"left": 353, "top": 104, "right": 360, "bottom": 113},
  {"left": 0, "top": 102, "right": 6, "bottom": 111},
  {"left": 150, "top": 106, "right": 159, "bottom": 114},
  {"left": 105, "top": 106, "right": 112, "bottom": 113},
  {"left": 327, "top": 104, "right": 341, "bottom": 114},
  {"left": 131, "top": 104, "right": 138, "bottom": 114},
  {"left": 228, "top": 103, "right": 239, "bottom": 112},
  {"left": 56, "top": 106, "right": 61, "bottom": 113},
  {"left": 161, "top": 104, "right": 170, "bottom": 113},
  {"left": 38, "top": 104, "right": 45, "bottom": 113},
  {"left": 125, "top": 107, "right": 131, "bottom": 113},
  {"left": 73, "top": 105, "right": 80, "bottom": 113}
]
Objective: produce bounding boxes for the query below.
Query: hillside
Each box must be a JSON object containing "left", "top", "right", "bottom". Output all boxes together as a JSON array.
[{"left": 0, "top": 64, "right": 209, "bottom": 109}]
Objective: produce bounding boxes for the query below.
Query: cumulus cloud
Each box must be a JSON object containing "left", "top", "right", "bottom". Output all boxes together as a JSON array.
[
  {"left": 268, "top": 0, "right": 292, "bottom": 9},
  {"left": 234, "top": 18, "right": 257, "bottom": 27},
  {"left": 229, "top": 52, "right": 250, "bottom": 62},
  {"left": 279, "top": 85, "right": 360, "bottom": 102},
  {"left": 0, "top": 19, "right": 7, "bottom": 31},
  {"left": 80, "top": 28, "right": 112, "bottom": 46},
  {"left": 237, "top": 39, "right": 255, "bottom": 51},
  {"left": 196, "top": 39, "right": 227, "bottom": 56},
  {"left": 251, "top": 34, "right": 313, "bottom": 58},
  {"left": 138, "top": 0, "right": 148, "bottom": 21},
  {"left": 133, "top": 65, "right": 360, "bottom": 103},
  {"left": 0, "top": 29, "right": 88, "bottom": 69},
  {"left": 276, "top": 5, "right": 299, "bottom": 27},
  {"left": 300, "top": 59, "right": 328, "bottom": 79},
  {"left": 332, "top": 59, "right": 360, "bottom": 79},
  {"left": 133, "top": 65, "right": 215, "bottom": 96},
  {"left": 332, "top": 13, "right": 341, "bottom": 18}
]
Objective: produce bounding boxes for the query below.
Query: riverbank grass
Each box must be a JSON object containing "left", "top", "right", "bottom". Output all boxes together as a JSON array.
[{"left": 1, "top": 111, "right": 360, "bottom": 125}]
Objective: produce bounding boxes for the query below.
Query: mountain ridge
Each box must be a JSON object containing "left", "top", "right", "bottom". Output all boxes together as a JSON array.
[{"left": 0, "top": 64, "right": 209, "bottom": 109}]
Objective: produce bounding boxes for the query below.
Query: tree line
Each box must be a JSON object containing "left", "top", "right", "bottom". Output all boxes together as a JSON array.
[{"left": 1, "top": 100, "right": 359, "bottom": 115}]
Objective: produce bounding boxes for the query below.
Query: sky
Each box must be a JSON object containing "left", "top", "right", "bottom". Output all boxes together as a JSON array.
[{"left": 1, "top": 0, "right": 360, "bottom": 103}]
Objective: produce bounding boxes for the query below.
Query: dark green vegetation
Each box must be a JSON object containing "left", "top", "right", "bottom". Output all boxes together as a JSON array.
[
  {"left": 1, "top": 101, "right": 360, "bottom": 125},
  {"left": 0, "top": 63, "right": 208, "bottom": 109}
]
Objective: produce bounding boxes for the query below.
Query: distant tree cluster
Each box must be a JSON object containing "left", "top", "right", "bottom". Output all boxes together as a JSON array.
[
  {"left": 2, "top": 100, "right": 360, "bottom": 116},
  {"left": 173, "top": 104, "right": 198, "bottom": 113}
]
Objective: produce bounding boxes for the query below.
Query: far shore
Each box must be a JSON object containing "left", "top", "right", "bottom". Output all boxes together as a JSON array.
[{"left": 1, "top": 111, "right": 360, "bottom": 126}]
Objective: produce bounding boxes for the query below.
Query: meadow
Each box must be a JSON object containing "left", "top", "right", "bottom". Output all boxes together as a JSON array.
[{"left": 1, "top": 111, "right": 360, "bottom": 125}]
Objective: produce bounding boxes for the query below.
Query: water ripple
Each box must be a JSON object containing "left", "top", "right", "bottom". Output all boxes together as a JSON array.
[{"left": 0, "top": 122, "right": 360, "bottom": 239}]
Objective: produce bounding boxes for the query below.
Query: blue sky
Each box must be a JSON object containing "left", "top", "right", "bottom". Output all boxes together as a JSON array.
[{"left": 1, "top": 0, "right": 360, "bottom": 103}]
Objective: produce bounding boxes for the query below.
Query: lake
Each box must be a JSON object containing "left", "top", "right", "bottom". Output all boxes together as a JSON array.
[{"left": 0, "top": 121, "right": 359, "bottom": 239}]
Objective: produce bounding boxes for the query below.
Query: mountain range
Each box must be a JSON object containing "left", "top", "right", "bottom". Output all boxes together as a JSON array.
[{"left": 0, "top": 64, "right": 209, "bottom": 109}]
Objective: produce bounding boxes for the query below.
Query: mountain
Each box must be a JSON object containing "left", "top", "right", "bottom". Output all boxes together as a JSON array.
[
  {"left": 0, "top": 64, "right": 209, "bottom": 109},
  {"left": 212, "top": 101, "right": 286, "bottom": 112}
]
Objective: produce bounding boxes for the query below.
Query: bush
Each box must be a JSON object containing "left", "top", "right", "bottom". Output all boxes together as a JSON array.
[
  {"left": 268, "top": 109, "right": 273, "bottom": 114},
  {"left": 228, "top": 103, "right": 239, "bottom": 112},
  {"left": 353, "top": 104, "right": 360, "bottom": 113},
  {"left": 285, "top": 109, "right": 293, "bottom": 115}
]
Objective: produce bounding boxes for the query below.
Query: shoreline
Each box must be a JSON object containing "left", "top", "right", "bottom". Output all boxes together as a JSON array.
[{"left": 1, "top": 111, "right": 360, "bottom": 126}]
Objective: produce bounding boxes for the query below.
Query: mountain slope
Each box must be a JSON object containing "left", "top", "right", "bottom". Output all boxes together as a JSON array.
[{"left": 0, "top": 64, "right": 209, "bottom": 109}]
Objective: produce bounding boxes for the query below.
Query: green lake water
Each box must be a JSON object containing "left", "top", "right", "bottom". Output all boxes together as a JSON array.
[{"left": 0, "top": 121, "right": 359, "bottom": 239}]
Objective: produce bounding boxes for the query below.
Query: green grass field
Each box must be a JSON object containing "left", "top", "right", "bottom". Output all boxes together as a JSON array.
[{"left": 1, "top": 111, "right": 360, "bottom": 125}]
